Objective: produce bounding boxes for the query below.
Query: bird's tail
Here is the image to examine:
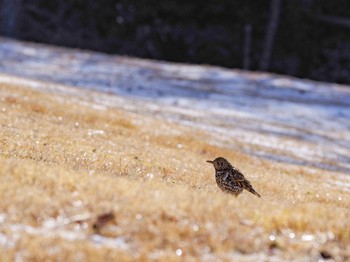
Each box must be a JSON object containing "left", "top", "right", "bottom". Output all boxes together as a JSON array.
[
  {"left": 247, "top": 186, "right": 261, "bottom": 198},
  {"left": 241, "top": 180, "right": 261, "bottom": 198}
]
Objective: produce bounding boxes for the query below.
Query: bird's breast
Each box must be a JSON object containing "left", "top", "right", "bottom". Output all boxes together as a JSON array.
[{"left": 215, "top": 171, "right": 229, "bottom": 182}]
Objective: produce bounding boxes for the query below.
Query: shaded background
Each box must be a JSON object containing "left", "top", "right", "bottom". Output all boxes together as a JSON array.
[{"left": 1, "top": 0, "right": 350, "bottom": 85}]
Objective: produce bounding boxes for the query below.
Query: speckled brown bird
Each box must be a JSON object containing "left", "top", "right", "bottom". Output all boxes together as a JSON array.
[{"left": 207, "top": 157, "right": 261, "bottom": 198}]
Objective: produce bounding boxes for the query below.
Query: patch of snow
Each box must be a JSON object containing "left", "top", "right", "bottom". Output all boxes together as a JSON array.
[
  {"left": 88, "top": 129, "right": 105, "bottom": 136},
  {"left": 1, "top": 220, "right": 133, "bottom": 252},
  {"left": 0, "top": 38, "right": 350, "bottom": 174},
  {"left": 91, "top": 234, "right": 130, "bottom": 250},
  {"left": 0, "top": 214, "right": 6, "bottom": 223}
]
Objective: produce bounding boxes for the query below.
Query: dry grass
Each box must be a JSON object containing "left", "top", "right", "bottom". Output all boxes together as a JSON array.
[{"left": 0, "top": 82, "right": 349, "bottom": 261}]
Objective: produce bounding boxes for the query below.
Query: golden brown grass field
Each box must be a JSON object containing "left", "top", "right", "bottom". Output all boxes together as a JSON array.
[{"left": 0, "top": 80, "right": 349, "bottom": 261}]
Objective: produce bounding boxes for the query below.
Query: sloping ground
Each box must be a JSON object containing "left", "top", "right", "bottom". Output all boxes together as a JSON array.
[
  {"left": 0, "top": 80, "right": 349, "bottom": 261},
  {"left": 1, "top": 38, "right": 350, "bottom": 174}
]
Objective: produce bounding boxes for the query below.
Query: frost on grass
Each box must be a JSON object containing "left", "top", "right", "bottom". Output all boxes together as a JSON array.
[{"left": 0, "top": 82, "right": 349, "bottom": 261}]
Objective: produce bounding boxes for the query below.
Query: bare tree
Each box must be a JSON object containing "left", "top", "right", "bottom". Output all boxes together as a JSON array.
[
  {"left": 317, "top": 14, "right": 350, "bottom": 29},
  {"left": 260, "top": 0, "right": 282, "bottom": 71},
  {"left": 21, "top": 1, "right": 101, "bottom": 48},
  {"left": 243, "top": 24, "right": 252, "bottom": 70},
  {"left": 0, "top": 0, "right": 22, "bottom": 37}
]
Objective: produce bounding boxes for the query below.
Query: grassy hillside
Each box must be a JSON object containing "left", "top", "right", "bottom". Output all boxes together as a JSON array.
[{"left": 0, "top": 81, "right": 349, "bottom": 261}]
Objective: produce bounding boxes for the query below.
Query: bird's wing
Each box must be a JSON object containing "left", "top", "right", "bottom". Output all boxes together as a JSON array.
[{"left": 231, "top": 167, "right": 245, "bottom": 180}]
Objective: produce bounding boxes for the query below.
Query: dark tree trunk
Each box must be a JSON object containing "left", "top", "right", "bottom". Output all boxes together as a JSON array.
[
  {"left": 243, "top": 24, "right": 252, "bottom": 70},
  {"left": 260, "top": 0, "right": 282, "bottom": 71}
]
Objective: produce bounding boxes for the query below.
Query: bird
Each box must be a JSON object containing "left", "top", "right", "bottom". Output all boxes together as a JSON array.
[{"left": 207, "top": 157, "right": 261, "bottom": 198}]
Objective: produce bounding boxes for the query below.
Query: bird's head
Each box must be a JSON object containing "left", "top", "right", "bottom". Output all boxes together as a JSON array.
[{"left": 207, "top": 157, "right": 231, "bottom": 171}]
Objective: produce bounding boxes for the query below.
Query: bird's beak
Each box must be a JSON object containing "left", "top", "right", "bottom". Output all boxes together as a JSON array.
[{"left": 206, "top": 160, "right": 213, "bottom": 164}]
